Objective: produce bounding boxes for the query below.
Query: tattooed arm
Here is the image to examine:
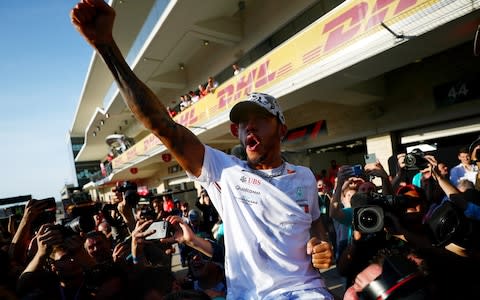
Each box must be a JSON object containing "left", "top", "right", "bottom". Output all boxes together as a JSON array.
[{"left": 70, "top": 0, "right": 204, "bottom": 176}]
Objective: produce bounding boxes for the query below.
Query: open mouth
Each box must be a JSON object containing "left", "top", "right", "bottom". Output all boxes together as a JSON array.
[{"left": 245, "top": 134, "right": 260, "bottom": 151}]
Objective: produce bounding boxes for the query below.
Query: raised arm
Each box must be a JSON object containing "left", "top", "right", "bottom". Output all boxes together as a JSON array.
[{"left": 70, "top": 0, "right": 204, "bottom": 176}]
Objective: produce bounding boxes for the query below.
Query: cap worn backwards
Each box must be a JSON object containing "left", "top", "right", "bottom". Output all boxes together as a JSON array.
[
  {"left": 469, "top": 136, "right": 480, "bottom": 155},
  {"left": 229, "top": 92, "right": 286, "bottom": 125}
]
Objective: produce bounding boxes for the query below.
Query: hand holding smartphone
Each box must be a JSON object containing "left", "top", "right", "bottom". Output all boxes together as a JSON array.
[
  {"left": 145, "top": 220, "right": 169, "bottom": 240},
  {"left": 364, "top": 153, "right": 377, "bottom": 164}
]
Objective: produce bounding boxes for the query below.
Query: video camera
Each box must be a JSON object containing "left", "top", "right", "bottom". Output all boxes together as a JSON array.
[{"left": 352, "top": 192, "right": 414, "bottom": 234}]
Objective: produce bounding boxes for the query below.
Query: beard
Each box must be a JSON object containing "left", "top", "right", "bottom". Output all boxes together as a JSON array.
[{"left": 247, "top": 155, "right": 266, "bottom": 167}]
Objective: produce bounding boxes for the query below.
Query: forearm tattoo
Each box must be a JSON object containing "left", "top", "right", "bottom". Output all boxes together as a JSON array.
[{"left": 96, "top": 43, "right": 178, "bottom": 134}]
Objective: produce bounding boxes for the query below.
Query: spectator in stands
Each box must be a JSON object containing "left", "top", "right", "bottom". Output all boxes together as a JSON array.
[
  {"left": 167, "top": 106, "right": 177, "bottom": 117},
  {"left": 198, "top": 84, "right": 208, "bottom": 98},
  {"left": 189, "top": 90, "right": 200, "bottom": 103},
  {"left": 179, "top": 95, "right": 190, "bottom": 111},
  {"left": 232, "top": 63, "right": 244, "bottom": 76},
  {"left": 205, "top": 76, "right": 218, "bottom": 94},
  {"left": 71, "top": 4, "right": 334, "bottom": 299}
]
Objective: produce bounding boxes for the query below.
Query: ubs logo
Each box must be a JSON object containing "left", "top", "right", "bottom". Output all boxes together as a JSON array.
[{"left": 240, "top": 175, "right": 261, "bottom": 185}]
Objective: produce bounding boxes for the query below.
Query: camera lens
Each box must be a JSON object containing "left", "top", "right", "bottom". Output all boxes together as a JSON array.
[
  {"left": 356, "top": 206, "right": 384, "bottom": 233},
  {"left": 360, "top": 210, "right": 379, "bottom": 228},
  {"left": 435, "top": 210, "right": 459, "bottom": 242}
]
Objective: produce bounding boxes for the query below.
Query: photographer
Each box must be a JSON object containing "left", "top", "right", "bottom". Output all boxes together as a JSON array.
[
  {"left": 101, "top": 181, "right": 138, "bottom": 245},
  {"left": 17, "top": 224, "right": 96, "bottom": 299},
  {"left": 337, "top": 183, "right": 430, "bottom": 289},
  {"left": 329, "top": 165, "right": 362, "bottom": 262},
  {"left": 341, "top": 154, "right": 480, "bottom": 299}
]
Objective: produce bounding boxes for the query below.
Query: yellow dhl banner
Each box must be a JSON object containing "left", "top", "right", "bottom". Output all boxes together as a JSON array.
[
  {"left": 174, "top": 0, "right": 437, "bottom": 128},
  {"left": 113, "top": 0, "right": 440, "bottom": 169}
]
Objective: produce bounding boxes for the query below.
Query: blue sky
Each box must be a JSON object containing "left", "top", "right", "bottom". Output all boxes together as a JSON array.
[{"left": 0, "top": 2, "right": 92, "bottom": 200}]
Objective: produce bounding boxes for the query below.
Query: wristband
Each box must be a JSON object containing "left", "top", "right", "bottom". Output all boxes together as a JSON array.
[{"left": 132, "top": 254, "right": 144, "bottom": 264}]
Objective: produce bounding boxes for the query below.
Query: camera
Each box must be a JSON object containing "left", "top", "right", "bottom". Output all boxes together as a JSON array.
[
  {"left": 62, "top": 214, "right": 95, "bottom": 234},
  {"left": 139, "top": 205, "right": 156, "bottom": 220},
  {"left": 404, "top": 148, "right": 429, "bottom": 170},
  {"left": 352, "top": 193, "right": 411, "bottom": 234},
  {"left": 114, "top": 181, "right": 139, "bottom": 207},
  {"left": 62, "top": 192, "right": 98, "bottom": 235},
  {"left": 361, "top": 254, "right": 425, "bottom": 300},
  {"left": 115, "top": 181, "right": 137, "bottom": 193},
  {"left": 424, "top": 201, "right": 480, "bottom": 249}
]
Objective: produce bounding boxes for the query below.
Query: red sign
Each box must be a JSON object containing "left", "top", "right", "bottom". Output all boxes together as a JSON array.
[
  {"left": 162, "top": 153, "right": 172, "bottom": 162},
  {"left": 130, "top": 167, "right": 138, "bottom": 174}
]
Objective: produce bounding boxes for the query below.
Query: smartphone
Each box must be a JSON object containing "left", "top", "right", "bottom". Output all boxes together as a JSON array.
[
  {"left": 32, "top": 197, "right": 57, "bottom": 230},
  {"left": 39, "top": 197, "right": 57, "bottom": 211},
  {"left": 351, "top": 164, "right": 363, "bottom": 177},
  {"left": 364, "top": 153, "right": 377, "bottom": 164},
  {"left": 38, "top": 197, "right": 57, "bottom": 220},
  {"left": 146, "top": 221, "right": 169, "bottom": 240}
]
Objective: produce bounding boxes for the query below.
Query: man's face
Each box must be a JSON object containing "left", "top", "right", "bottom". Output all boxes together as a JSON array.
[
  {"left": 201, "top": 193, "right": 211, "bottom": 204},
  {"left": 85, "top": 235, "right": 111, "bottom": 263},
  {"left": 152, "top": 199, "right": 162, "bottom": 212},
  {"left": 51, "top": 249, "right": 84, "bottom": 284},
  {"left": 237, "top": 110, "right": 285, "bottom": 165},
  {"left": 113, "top": 190, "right": 124, "bottom": 203},
  {"left": 317, "top": 180, "right": 326, "bottom": 192},
  {"left": 458, "top": 152, "right": 471, "bottom": 165}
]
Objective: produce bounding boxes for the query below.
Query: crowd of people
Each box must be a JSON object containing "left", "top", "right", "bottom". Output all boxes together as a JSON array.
[
  {"left": 168, "top": 60, "right": 243, "bottom": 117},
  {"left": 0, "top": 184, "right": 226, "bottom": 299},
  {"left": 168, "top": 77, "right": 220, "bottom": 117},
  {"left": 314, "top": 141, "right": 480, "bottom": 299},
  {"left": 0, "top": 1, "right": 477, "bottom": 299}
]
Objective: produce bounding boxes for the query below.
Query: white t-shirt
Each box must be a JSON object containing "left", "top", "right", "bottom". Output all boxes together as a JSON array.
[{"left": 188, "top": 145, "right": 325, "bottom": 299}]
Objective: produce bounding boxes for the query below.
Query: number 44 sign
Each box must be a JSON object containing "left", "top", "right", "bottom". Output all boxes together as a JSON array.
[{"left": 433, "top": 75, "right": 480, "bottom": 107}]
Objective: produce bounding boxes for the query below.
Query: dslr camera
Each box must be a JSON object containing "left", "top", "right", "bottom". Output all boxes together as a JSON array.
[
  {"left": 425, "top": 200, "right": 480, "bottom": 249},
  {"left": 352, "top": 192, "right": 411, "bottom": 233},
  {"left": 404, "top": 148, "right": 429, "bottom": 170}
]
